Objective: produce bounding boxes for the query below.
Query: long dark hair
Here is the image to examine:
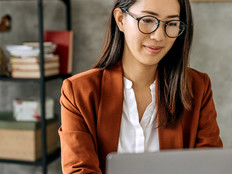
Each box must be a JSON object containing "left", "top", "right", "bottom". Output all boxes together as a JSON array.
[{"left": 94, "top": 0, "right": 193, "bottom": 128}]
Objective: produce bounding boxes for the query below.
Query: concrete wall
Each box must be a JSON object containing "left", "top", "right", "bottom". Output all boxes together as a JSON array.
[
  {"left": 190, "top": 2, "right": 232, "bottom": 148},
  {"left": 0, "top": 0, "right": 231, "bottom": 173}
]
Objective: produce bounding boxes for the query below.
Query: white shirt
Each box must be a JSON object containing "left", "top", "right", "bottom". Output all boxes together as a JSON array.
[{"left": 117, "top": 77, "right": 159, "bottom": 153}]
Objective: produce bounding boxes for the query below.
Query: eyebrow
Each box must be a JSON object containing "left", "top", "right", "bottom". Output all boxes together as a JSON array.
[{"left": 141, "top": 10, "right": 180, "bottom": 19}]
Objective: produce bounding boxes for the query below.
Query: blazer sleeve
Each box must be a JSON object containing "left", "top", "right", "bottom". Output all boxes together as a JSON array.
[
  {"left": 195, "top": 74, "right": 223, "bottom": 148},
  {"left": 58, "top": 79, "right": 102, "bottom": 174}
]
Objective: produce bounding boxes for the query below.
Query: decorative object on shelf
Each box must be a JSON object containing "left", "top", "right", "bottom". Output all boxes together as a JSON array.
[
  {"left": 13, "top": 97, "right": 55, "bottom": 121},
  {"left": 5, "top": 45, "right": 40, "bottom": 58},
  {"left": 0, "top": 111, "right": 58, "bottom": 161},
  {"left": 0, "top": 14, "right": 11, "bottom": 32},
  {"left": 0, "top": 46, "right": 10, "bottom": 76},
  {"left": 5, "top": 42, "right": 56, "bottom": 58},
  {"left": 44, "top": 30, "right": 74, "bottom": 75}
]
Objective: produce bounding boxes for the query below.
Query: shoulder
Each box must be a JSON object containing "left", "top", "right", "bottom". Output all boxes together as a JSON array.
[
  {"left": 188, "top": 68, "right": 210, "bottom": 82},
  {"left": 61, "top": 68, "right": 104, "bottom": 100},
  {"left": 63, "top": 68, "right": 103, "bottom": 88},
  {"left": 68, "top": 68, "right": 103, "bottom": 84},
  {"left": 61, "top": 61, "right": 123, "bottom": 99},
  {"left": 188, "top": 68, "right": 212, "bottom": 96},
  {"left": 63, "top": 60, "right": 123, "bottom": 90}
]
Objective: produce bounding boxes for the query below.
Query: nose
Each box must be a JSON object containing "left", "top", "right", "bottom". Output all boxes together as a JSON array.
[{"left": 149, "top": 23, "right": 166, "bottom": 41}]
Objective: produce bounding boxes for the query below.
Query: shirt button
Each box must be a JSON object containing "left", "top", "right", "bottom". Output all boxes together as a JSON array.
[{"left": 137, "top": 130, "right": 143, "bottom": 136}]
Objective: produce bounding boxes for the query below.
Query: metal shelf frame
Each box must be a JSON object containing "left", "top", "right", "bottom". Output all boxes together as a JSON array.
[{"left": 0, "top": 0, "right": 72, "bottom": 174}]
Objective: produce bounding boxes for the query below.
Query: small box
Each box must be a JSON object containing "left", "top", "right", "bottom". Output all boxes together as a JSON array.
[
  {"left": 13, "top": 97, "right": 54, "bottom": 121},
  {"left": 0, "top": 111, "right": 58, "bottom": 161}
]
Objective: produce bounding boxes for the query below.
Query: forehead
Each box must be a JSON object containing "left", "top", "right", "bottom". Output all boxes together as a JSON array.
[{"left": 130, "top": 0, "right": 180, "bottom": 16}]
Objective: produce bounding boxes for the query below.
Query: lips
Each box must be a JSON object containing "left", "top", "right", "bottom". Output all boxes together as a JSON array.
[{"left": 144, "top": 45, "right": 163, "bottom": 54}]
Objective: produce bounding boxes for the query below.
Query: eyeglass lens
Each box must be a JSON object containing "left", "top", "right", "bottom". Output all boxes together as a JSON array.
[{"left": 139, "top": 16, "right": 185, "bottom": 38}]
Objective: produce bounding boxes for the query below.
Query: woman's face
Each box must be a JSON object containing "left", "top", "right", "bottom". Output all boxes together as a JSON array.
[{"left": 121, "top": 0, "right": 180, "bottom": 67}]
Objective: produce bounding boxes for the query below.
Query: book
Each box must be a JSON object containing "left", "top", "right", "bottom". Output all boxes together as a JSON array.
[
  {"left": 11, "top": 62, "right": 59, "bottom": 71},
  {"left": 11, "top": 68, "right": 59, "bottom": 78},
  {"left": 44, "top": 30, "right": 74, "bottom": 74},
  {"left": 10, "top": 54, "right": 59, "bottom": 64}
]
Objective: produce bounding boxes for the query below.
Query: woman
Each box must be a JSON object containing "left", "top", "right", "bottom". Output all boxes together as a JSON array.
[{"left": 59, "top": 0, "right": 223, "bottom": 173}]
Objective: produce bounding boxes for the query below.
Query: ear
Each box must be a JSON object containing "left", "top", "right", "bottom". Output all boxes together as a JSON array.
[{"left": 113, "top": 8, "right": 125, "bottom": 32}]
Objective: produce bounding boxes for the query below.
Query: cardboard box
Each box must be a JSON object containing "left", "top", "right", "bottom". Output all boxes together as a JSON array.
[
  {"left": 0, "top": 111, "right": 58, "bottom": 161},
  {"left": 13, "top": 98, "right": 54, "bottom": 121}
]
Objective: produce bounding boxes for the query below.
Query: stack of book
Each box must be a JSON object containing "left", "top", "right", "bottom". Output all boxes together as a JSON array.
[
  {"left": 10, "top": 54, "right": 59, "bottom": 78},
  {"left": 6, "top": 42, "right": 60, "bottom": 78}
]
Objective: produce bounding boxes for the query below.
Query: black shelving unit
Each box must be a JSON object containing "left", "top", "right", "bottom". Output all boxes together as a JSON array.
[{"left": 0, "top": 0, "right": 72, "bottom": 174}]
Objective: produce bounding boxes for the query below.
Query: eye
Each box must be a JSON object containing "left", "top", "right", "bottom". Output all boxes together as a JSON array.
[
  {"left": 167, "top": 21, "right": 179, "bottom": 27},
  {"left": 141, "top": 17, "right": 156, "bottom": 24}
]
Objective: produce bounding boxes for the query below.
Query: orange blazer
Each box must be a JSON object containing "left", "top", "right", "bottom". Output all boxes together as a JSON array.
[{"left": 59, "top": 61, "right": 223, "bottom": 174}]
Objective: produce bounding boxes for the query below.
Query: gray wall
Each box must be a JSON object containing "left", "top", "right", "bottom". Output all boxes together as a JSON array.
[
  {"left": 190, "top": 2, "right": 232, "bottom": 148},
  {"left": 0, "top": 0, "right": 231, "bottom": 173}
]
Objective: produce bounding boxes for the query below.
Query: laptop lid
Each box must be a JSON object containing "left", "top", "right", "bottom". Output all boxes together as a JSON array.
[{"left": 106, "top": 148, "right": 232, "bottom": 174}]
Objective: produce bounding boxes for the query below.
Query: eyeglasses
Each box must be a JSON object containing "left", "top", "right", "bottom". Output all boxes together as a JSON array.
[{"left": 122, "top": 9, "right": 187, "bottom": 38}]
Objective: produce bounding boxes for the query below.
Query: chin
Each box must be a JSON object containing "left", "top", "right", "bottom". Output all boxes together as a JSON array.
[
  {"left": 138, "top": 60, "right": 160, "bottom": 67},
  {"left": 139, "top": 55, "right": 164, "bottom": 66}
]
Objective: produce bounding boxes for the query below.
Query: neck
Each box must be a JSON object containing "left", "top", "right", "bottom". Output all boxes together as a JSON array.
[{"left": 122, "top": 57, "right": 157, "bottom": 89}]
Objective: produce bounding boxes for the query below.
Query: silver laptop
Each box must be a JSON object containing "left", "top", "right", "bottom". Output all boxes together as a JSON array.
[{"left": 106, "top": 148, "right": 232, "bottom": 174}]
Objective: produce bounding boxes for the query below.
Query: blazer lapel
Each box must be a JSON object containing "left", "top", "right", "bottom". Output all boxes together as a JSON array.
[{"left": 97, "top": 61, "right": 124, "bottom": 158}]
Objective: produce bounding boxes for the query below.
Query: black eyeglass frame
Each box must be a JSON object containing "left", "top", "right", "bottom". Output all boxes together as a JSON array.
[{"left": 121, "top": 8, "right": 187, "bottom": 38}]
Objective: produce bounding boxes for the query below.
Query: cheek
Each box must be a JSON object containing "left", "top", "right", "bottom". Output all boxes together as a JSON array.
[
  {"left": 123, "top": 20, "right": 144, "bottom": 46},
  {"left": 124, "top": 28, "right": 144, "bottom": 51},
  {"left": 166, "top": 39, "right": 176, "bottom": 50}
]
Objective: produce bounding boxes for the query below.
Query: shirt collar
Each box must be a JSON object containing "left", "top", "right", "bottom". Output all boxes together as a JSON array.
[{"left": 123, "top": 77, "right": 156, "bottom": 90}]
